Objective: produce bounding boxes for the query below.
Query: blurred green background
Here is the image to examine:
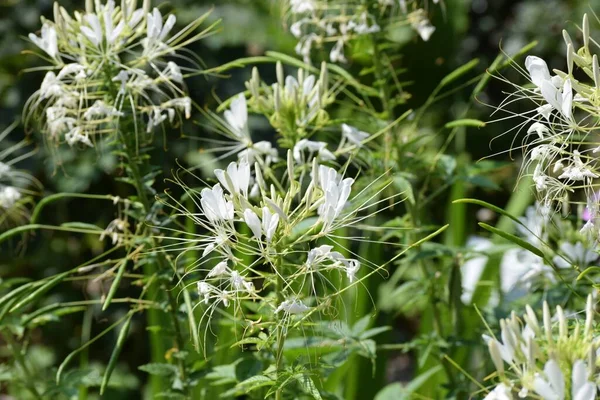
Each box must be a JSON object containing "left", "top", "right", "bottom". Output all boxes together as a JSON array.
[{"left": 0, "top": 0, "right": 594, "bottom": 398}]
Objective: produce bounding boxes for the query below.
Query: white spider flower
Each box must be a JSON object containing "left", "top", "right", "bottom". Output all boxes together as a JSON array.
[
  {"left": 557, "top": 151, "right": 598, "bottom": 181},
  {"left": 99, "top": 218, "right": 129, "bottom": 245},
  {"left": 533, "top": 359, "right": 565, "bottom": 400},
  {"left": 83, "top": 100, "right": 124, "bottom": 120},
  {"left": 238, "top": 141, "right": 279, "bottom": 166},
  {"left": 143, "top": 8, "right": 177, "bottom": 58},
  {"left": 293, "top": 139, "right": 335, "bottom": 163},
  {"left": 527, "top": 122, "right": 549, "bottom": 140},
  {"left": 525, "top": 56, "right": 573, "bottom": 120},
  {"left": 215, "top": 160, "right": 251, "bottom": 198},
  {"left": 26, "top": 0, "right": 211, "bottom": 151},
  {"left": 197, "top": 282, "right": 212, "bottom": 304},
  {"left": 290, "top": 0, "right": 316, "bottom": 14},
  {"left": 275, "top": 299, "right": 310, "bottom": 314},
  {"left": 484, "top": 383, "right": 513, "bottom": 400},
  {"left": 316, "top": 165, "right": 354, "bottom": 226},
  {"left": 244, "top": 207, "right": 280, "bottom": 243},
  {"left": 224, "top": 94, "right": 250, "bottom": 143},
  {"left": 0, "top": 124, "right": 42, "bottom": 228},
  {"left": 207, "top": 261, "right": 229, "bottom": 278},
  {"left": 28, "top": 23, "right": 58, "bottom": 59},
  {"left": 261, "top": 207, "right": 280, "bottom": 243},
  {"left": 0, "top": 186, "right": 21, "bottom": 210},
  {"left": 410, "top": 11, "right": 436, "bottom": 41},
  {"left": 201, "top": 184, "right": 234, "bottom": 222},
  {"left": 65, "top": 127, "right": 93, "bottom": 148},
  {"left": 342, "top": 123, "right": 370, "bottom": 147},
  {"left": 329, "top": 39, "right": 347, "bottom": 64},
  {"left": 344, "top": 259, "right": 360, "bottom": 282},
  {"left": 244, "top": 209, "right": 262, "bottom": 240},
  {"left": 552, "top": 242, "right": 598, "bottom": 269},
  {"left": 481, "top": 296, "right": 599, "bottom": 399}
]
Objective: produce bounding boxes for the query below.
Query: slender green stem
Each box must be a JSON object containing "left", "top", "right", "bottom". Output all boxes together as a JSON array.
[
  {"left": 275, "top": 261, "right": 285, "bottom": 400},
  {"left": 79, "top": 307, "right": 93, "bottom": 400},
  {"left": 119, "top": 134, "right": 189, "bottom": 393},
  {"left": 4, "top": 334, "right": 43, "bottom": 400}
]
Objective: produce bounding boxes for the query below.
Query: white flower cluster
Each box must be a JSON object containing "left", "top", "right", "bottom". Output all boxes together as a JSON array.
[
  {"left": 483, "top": 296, "right": 598, "bottom": 400},
  {"left": 462, "top": 204, "right": 600, "bottom": 304},
  {"left": 26, "top": 0, "right": 204, "bottom": 149},
  {"left": 501, "top": 15, "right": 600, "bottom": 234},
  {"left": 167, "top": 154, "right": 362, "bottom": 319},
  {"left": 245, "top": 62, "right": 334, "bottom": 135},
  {"left": 287, "top": 0, "right": 437, "bottom": 65}
]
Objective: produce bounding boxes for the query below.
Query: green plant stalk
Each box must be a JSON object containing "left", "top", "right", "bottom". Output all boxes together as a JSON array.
[
  {"left": 99, "top": 59, "right": 189, "bottom": 394},
  {"left": 275, "top": 255, "right": 286, "bottom": 400},
  {"left": 79, "top": 306, "right": 93, "bottom": 400},
  {"left": 119, "top": 133, "right": 189, "bottom": 394}
]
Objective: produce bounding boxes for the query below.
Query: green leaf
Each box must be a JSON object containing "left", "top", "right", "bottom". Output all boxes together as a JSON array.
[
  {"left": 220, "top": 375, "right": 275, "bottom": 398},
  {"left": 295, "top": 374, "right": 323, "bottom": 400},
  {"left": 101, "top": 314, "right": 133, "bottom": 394},
  {"left": 393, "top": 175, "right": 415, "bottom": 205},
  {"left": 440, "top": 59, "right": 480, "bottom": 88},
  {"left": 139, "top": 363, "right": 178, "bottom": 377},
  {"left": 444, "top": 119, "right": 486, "bottom": 129},
  {"left": 478, "top": 222, "right": 545, "bottom": 258}
]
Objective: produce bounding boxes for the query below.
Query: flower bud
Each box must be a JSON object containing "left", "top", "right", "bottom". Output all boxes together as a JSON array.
[
  {"left": 557, "top": 305, "right": 567, "bottom": 339},
  {"left": 525, "top": 304, "right": 540, "bottom": 335},
  {"left": 562, "top": 29, "right": 573, "bottom": 48},
  {"left": 488, "top": 340, "right": 504, "bottom": 376},
  {"left": 593, "top": 55, "right": 600, "bottom": 89},
  {"left": 276, "top": 61, "right": 284, "bottom": 86},
  {"left": 567, "top": 43, "right": 574, "bottom": 75},
  {"left": 320, "top": 61, "right": 328, "bottom": 94},
  {"left": 543, "top": 301, "right": 553, "bottom": 345},
  {"left": 585, "top": 294, "right": 594, "bottom": 339}
]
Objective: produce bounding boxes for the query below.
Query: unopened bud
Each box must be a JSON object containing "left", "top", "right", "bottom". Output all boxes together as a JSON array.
[
  {"left": 593, "top": 55, "right": 600, "bottom": 89},
  {"left": 585, "top": 294, "right": 594, "bottom": 338},
  {"left": 320, "top": 61, "right": 328, "bottom": 94},
  {"left": 557, "top": 305, "right": 567, "bottom": 339},
  {"left": 488, "top": 340, "right": 504, "bottom": 376},
  {"left": 562, "top": 29, "right": 573, "bottom": 48},
  {"left": 287, "top": 149, "right": 294, "bottom": 183},
  {"left": 525, "top": 304, "right": 540, "bottom": 335},
  {"left": 543, "top": 301, "right": 553, "bottom": 344},
  {"left": 567, "top": 43, "right": 574, "bottom": 75},
  {"left": 276, "top": 61, "right": 284, "bottom": 86}
]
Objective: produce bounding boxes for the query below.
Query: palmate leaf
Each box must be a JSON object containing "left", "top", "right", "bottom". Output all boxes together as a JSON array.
[{"left": 220, "top": 375, "right": 275, "bottom": 398}]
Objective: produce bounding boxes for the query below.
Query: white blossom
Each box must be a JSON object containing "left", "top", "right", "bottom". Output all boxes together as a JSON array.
[
  {"left": 201, "top": 184, "right": 234, "bottom": 222},
  {"left": 275, "top": 299, "right": 310, "bottom": 314},
  {"left": 29, "top": 23, "right": 58, "bottom": 59},
  {"left": 342, "top": 124, "right": 370, "bottom": 146},
  {"left": 215, "top": 160, "right": 251, "bottom": 197},
  {"left": 316, "top": 165, "right": 354, "bottom": 225},
  {"left": 0, "top": 186, "right": 21, "bottom": 209}
]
